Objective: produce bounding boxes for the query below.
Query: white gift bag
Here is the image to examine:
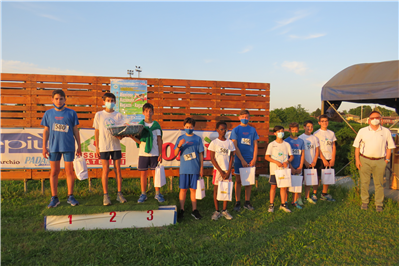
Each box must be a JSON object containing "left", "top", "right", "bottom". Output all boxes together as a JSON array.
[
  {"left": 322, "top": 168, "right": 336, "bottom": 185},
  {"left": 154, "top": 164, "right": 166, "bottom": 187},
  {"left": 196, "top": 178, "right": 206, "bottom": 200},
  {"left": 304, "top": 168, "right": 318, "bottom": 186},
  {"left": 73, "top": 156, "right": 88, "bottom": 181},
  {"left": 239, "top": 167, "right": 256, "bottom": 186},
  {"left": 216, "top": 181, "right": 233, "bottom": 201},
  {"left": 275, "top": 168, "right": 292, "bottom": 188},
  {"left": 289, "top": 175, "right": 303, "bottom": 193}
]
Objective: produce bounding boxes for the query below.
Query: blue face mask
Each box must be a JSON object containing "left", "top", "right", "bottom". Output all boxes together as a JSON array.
[
  {"left": 240, "top": 119, "right": 249, "bottom": 125},
  {"left": 185, "top": 128, "right": 194, "bottom": 134},
  {"left": 277, "top": 132, "right": 284, "bottom": 139},
  {"left": 105, "top": 102, "right": 116, "bottom": 110},
  {"left": 53, "top": 103, "right": 65, "bottom": 110}
]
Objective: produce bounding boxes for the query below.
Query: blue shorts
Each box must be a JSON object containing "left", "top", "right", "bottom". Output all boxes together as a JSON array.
[
  {"left": 138, "top": 156, "right": 158, "bottom": 171},
  {"left": 179, "top": 174, "right": 200, "bottom": 189},
  {"left": 269, "top": 175, "right": 277, "bottom": 185},
  {"left": 49, "top": 152, "right": 75, "bottom": 162},
  {"left": 100, "top": 151, "right": 122, "bottom": 160},
  {"left": 234, "top": 157, "right": 252, "bottom": 175}
]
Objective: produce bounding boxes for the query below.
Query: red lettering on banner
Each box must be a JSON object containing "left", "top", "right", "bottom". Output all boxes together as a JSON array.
[
  {"left": 204, "top": 143, "right": 211, "bottom": 161},
  {"left": 162, "top": 143, "right": 180, "bottom": 161}
]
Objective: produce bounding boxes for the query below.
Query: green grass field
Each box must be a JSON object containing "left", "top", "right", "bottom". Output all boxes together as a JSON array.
[{"left": 2, "top": 177, "right": 399, "bottom": 265}]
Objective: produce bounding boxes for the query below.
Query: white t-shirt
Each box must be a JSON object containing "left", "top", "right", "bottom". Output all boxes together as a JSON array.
[
  {"left": 139, "top": 122, "right": 162, "bottom": 157},
  {"left": 314, "top": 129, "right": 337, "bottom": 160},
  {"left": 93, "top": 110, "right": 123, "bottom": 152},
  {"left": 265, "top": 140, "right": 293, "bottom": 175},
  {"left": 353, "top": 126, "right": 396, "bottom": 158},
  {"left": 208, "top": 138, "right": 236, "bottom": 171},
  {"left": 298, "top": 133, "right": 320, "bottom": 165}
]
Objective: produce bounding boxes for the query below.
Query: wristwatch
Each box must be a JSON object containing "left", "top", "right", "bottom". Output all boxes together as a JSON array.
[{"left": 385, "top": 159, "right": 390, "bottom": 162}]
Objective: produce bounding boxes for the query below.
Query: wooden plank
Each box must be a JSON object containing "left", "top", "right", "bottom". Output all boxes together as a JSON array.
[
  {"left": 1, "top": 96, "right": 30, "bottom": 104},
  {"left": 1, "top": 170, "right": 32, "bottom": 180},
  {"left": 0, "top": 105, "right": 30, "bottom": 111},
  {"left": 0, "top": 119, "right": 31, "bottom": 127}
]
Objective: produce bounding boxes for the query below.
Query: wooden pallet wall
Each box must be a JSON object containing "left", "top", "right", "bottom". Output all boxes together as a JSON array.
[{"left": 1, "top": 73, "right": 270, "bottom": 181}]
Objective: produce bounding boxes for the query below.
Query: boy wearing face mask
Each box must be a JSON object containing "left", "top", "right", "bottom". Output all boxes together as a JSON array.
[
  {"left": 174, "top": 117, "right": 204, "bottom": 220},
  {"left": 285, "top": 123, "right": 305, "bottom": 209},
  {"left": 265, "top": 126, "right": 294, "bottom": 213},
  {"left": 93, "top": 92, "right": 127, "bottom": 205},
  {"left": 314, "top": 115, "right": 337, "bottom": 202},
  {"left": 231, "top": 110, "right": 259, "bottom": 212}
]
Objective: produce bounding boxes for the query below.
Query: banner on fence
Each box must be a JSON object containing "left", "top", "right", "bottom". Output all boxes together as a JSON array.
[{"left": 0, "top": 128, "right": 230, "bottom": 169}]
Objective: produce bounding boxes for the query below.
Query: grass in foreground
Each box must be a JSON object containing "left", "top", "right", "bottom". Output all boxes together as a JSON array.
[{"left": 2, "top": 177, "right": 399, "bottom": 265}]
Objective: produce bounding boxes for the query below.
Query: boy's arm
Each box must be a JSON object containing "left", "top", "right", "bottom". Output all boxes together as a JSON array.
[
  {"left": 199, "top": 152, "right": 204, "bottom": 177},
  {"left": 284, "top": 155, "right": 294, "bottom": 169},
  {"left": 231, "top": 139, "right": 248, "bottom": 167},
  {"left": 210, "top": 151, "right": 226, "bottom": 179},
  {"left": 297, "top": 150, "right": 305, "bottom": 174},
  {"left": 250, "top": 139, "right": 258, "bottom": 167},
  {"left": 330, "top": 141, "right": 336, "bottom": 167},
  {"left": 227, "top": 152, "right": 235, "bottom": 177},
  {"left": 73, "top": 125, "right": 82, "bottom": 157},
  {"left": 42, "top": 126, "right": 50, "bottom": 159},
  {"left": 319, "top": 145, "right": 330, "bottom": 167},
  {"left": 310, "top": 147, "right": 319, "bottom": 168},
  {"left": 94, "top": 129, "right": 100, "bottom": 158},
  {"left": 129, "top": 135, "right": 141, "bottom": 144},
  {"left": 157, "top": 135, "right": 163, "bottom": 163},
  {"left": 174, "top": 139, "right": 185, "bottom": 157},
  {"left": 265, "top": 155, "right": 283, "bottom": 168}
]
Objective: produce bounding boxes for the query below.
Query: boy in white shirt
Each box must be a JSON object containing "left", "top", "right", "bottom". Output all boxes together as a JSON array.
[
  {"left": 299, "top": 120, "right": 320, "bottom": 204},
  {"left": 93, "top": 92, "right": 127, "bottom": 205},
  {"left": 314, "top": 114, "right": 337, "bottom": 202},
  {"left": 265, "top": 126, "right": 294, "bottom": 213},
  {"left": 208, "top": 121, "right": 235, "bottom": 220}
]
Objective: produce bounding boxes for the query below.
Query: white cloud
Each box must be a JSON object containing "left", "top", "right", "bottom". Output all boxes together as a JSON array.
[
  {"left": 289, "top": 33, "right": 326, "bottom": 40},
  {"left": 1, "top": 60, "right": 94, "bottom": 76},
  {"left": 240, "top": 45, "right": 253, "bottom": 54},
  {"left": 272, "top": 10, "right": 311, "bottom": 30},
  {"left": 281, "top": 61, "right": 308, "bottom": 75},
  {"left": 204, "top": 59, "right": 214, "bottom": 64},
  {"left": 39, "top": 14, "right": 63, "bottom": 22}
]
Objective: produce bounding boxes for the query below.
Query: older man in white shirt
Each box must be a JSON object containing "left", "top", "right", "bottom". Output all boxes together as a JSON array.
[{"left": 353, "top": 111, "right": 396, "bottom": 212}]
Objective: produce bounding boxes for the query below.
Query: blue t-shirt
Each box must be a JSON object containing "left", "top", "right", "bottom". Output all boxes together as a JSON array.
[
  {"left": 230, "top": 125, "right": 259, "bottom": 161},
  {"left": 175, "top": 134, "right": 204, "bottom": 175},
  {"left": 285, "top": 137, "right": 305, "bottom": 169},
  {"left": 41, "top": 108, "right": 79, "bottom": 153}
]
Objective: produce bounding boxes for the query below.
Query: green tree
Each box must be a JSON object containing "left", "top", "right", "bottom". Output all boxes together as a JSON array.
[{"left": 311, "top": 108, "right": 321, "bottom": 117}]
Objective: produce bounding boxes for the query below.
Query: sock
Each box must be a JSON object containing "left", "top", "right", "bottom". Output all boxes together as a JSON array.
[
  {"left": 245, "top": 201, "right": 250, "bottom": 205},
  {"left": 68, "top": 194, "right": 72, "bottom": 197},
  {"left": 104, "top": 193, "right": 108, "bottom": 196},
  {"left": 322, "top": 193, "right": 328, "bottom": 196},
  {"left": 156, "top": 191, "right": 160, "bottom": 195},
  {"left": 142, "top": 191, "right": 146, "bottom": 195},
  {"left": 270, "top": 203, "right": 274, "bottom": 206}
]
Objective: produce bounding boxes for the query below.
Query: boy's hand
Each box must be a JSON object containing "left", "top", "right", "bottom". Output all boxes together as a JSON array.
[
  {"left": 220, "top": 171, "right": 228, "bottom": 180},
  {"left": 42, "top": 147, "right": 49, "bottom": 159},
  {"left": 96, "top": 148, "right": 101, "bottom": 158},
  {"left": 329, "top": 159, "right": 335, "bottom": 167},
  {"left": 178, "top": 139, "right": 186, "bottom": 147},
  {"left": 276, "top": 162, "right": 283, "bottom": 168},
  {"left": 282, "top": 161, "right": 288, "bottom": 168},
  {"left": 76, "top": 147, "right": 82, "bottom": 157},
  {"left": 158, "top": 154, "right": 162, "bottom": 163},
  {"left": 322, "top": 159, "right": 330, "bottom": 167},
  {"left": 241, "top": 159, "right": 249, "bottom": 167},
  {"left": 249, "top": 159, "right": 257, "bottom": 167},
  {"left": 115, "top": 135, "right": 124, "bottom": 140}
]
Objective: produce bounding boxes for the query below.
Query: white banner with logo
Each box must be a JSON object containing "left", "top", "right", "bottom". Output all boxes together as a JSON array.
[{"left": 0, "top": 128, "right": 231, "bottom": 169}]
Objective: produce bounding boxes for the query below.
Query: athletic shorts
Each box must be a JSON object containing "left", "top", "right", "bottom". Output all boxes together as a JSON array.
[
  {"left": 269, "top": 175, "right": 277, "bottom": 185},
  {"left": 49, "top": 152, "right": 74, "bottom": 162},
  {"left": 212, "top": 169, "right": 232, "bottom": 185},
  {"left": 100, "top": 151, "right": 122, "bottom": 160},
  {"left": 179, "top": 174, "right": 200, "bottom": 189},
  {"left": 138, "top": 156, "right": 158, "bottom": 171},
  {"left": 234, "top": 157, "right": 252, "bottom": 175}
]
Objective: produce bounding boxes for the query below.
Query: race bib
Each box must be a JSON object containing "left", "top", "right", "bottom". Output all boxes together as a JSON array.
[
  {"left": 184, "top": 152, "right": 197, "bottom": 161},
  {"left": 292, "top": 149, "right": 302, "bottom": 156},
  {"left": 53, "top": 123, "right": 69, "bottom": 133},
  {"left": 241, "top": 138, "right": 251, "bottom": 145},
  {"left": 218, "top": 147, "right": 230, "bottom": 156}
]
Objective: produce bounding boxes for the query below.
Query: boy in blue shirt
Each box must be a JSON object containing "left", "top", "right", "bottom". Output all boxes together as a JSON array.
[
  {"left": 41, "top": 90, "right": 81, "bottom": 208},
  {"left": 285, "top": 122, "right": 305, "bottom": 209},
  {"left": 174, "top": 117, "right": 204, "bottom": 220},
  {"left": 230, "top": 110, "right": 259, "bottom": 212}
]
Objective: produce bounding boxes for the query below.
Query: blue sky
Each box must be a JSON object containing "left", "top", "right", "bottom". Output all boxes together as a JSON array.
[{"left": 2, "top": 1, "right": 398, "bottom": 113}]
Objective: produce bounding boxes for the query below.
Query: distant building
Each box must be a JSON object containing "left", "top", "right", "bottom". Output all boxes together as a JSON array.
[{"left": 344, "top": 114, "right": 360, "bottom": 121}]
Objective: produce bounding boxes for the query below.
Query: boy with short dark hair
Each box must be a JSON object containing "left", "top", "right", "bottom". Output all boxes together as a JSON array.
[
  {"left": 231, "top": 110, "right": 259, "bottom": 212},
  {"left": 285, "top": 122, "right": 305, "bottom": 209},
  {"left": 93, "top": 92, "right": 127, "bottom": 206},
  {"left": 209, "top": 121, "right": 235, "bottom": 220},
  {"left": 314, "top": 114, "right": 337, "bottom": 202},
  {"left": 174, "top": 117, "right": 204, "bottom": 220},
  {"left": 299, "top": 120, "right": 320, "bottom": 204},
  {"left": 265, "top": 126, "right": 294, "bottom": 213},
  {"left": 129, "top": 103, "right": 165, "bottom": 203},
  {"left": 42, "top": 89, "right": 81, "bottom": 208}
]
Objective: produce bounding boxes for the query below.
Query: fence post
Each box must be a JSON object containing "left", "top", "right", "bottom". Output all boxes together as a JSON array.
[
  {"left": 88, "top": 177, "right": 92, "bottom": 192},
  {"left": 24, "top": 179, "right": 28, "bottom": 193},
  {"left": 169, "top": 177, "right": 173, "bottom": 191},
  {"left": 41, "top": 179, "right": 45, "bottom": 195}
]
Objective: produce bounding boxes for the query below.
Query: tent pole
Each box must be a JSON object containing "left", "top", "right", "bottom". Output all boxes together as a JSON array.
[
  {"left": 326, "top": 101, "right": 358, "bottom": 134},
  {"left": 389, "top": 119, "right": 399, "bottom": 129},
  {"left": 321, "top": 101, "right": 325, "bottom": 115}
]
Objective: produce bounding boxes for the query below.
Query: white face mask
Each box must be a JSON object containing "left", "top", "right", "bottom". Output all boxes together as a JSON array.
[
  {"left": 370, "top": 119, "right": 380, "bottom": 126},
  {"left": 277, "top": 132, "right": 284, "bottom": 139}
]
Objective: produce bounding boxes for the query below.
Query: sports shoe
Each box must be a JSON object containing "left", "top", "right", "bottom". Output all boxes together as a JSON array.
[
  {"left": 233, "top": 202, "right": 241, "bottom": 212},
  {"left": 116, "top": 192, "right": 127, "bottom": 203},
  {"left": 376, "top": 206, "right": 383, "bottom": 212},
  {"left": 47, "top": 196, "right": 60, "bottom": 208},
  {"left": 103, "top": 194, "right": 112, "bottom": 206},
  {"left": 211, "top": 211, "right": 221, "bottom": 221},
  {"left": 243, "top": 202, "right": 255, "bottom": 211},
  {"left": 191, "top": 209, "right": 203, "bottom": 220},
  {"left": 297, "top": 198, "right": 304, "bottom": 206},
  {"left": 293, "top": 201, "right": 303, "bottom": 209},
  {"left": 280, "top": 204, "right": 292, "bottom": 213},
  {"left": 154, "top": 193, "right": 165, "bottom": 203},
  {"left": 311, "top": 194, "right": 318, "bottom": 202},
  {"left": 321, "top": 194, "right": 336, "bottom": 202},
  {"left": 178, "top": 209, "right": 185, "bottom": 220},
  {"left": 361, "top": 203, "right": 368, "bottom": 210},
  {"left": 137, "top": 194, "right": 147, "bottom": 203},
  {"left": 306, "top": 197, "right": 316, "bottom": 204},
  {"left": 268, "top": 204, "right": 274, "bottom": 213},
  {"left": 221, "top": 210, "right": 233, "bottom": 220},
  {"left": 67, "top": 195, "right": 79, "bottom": 206}
]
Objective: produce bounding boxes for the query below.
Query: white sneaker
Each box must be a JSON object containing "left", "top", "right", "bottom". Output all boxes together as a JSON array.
[
  {"left": 211, "top": 211, "right": 221, "bottom": 221},
  {"left": 279, "top": 204, "right": 292, "bottom": 213},
  {"left": 221, "top": 210, "right": 233, "bottom": 220}
]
